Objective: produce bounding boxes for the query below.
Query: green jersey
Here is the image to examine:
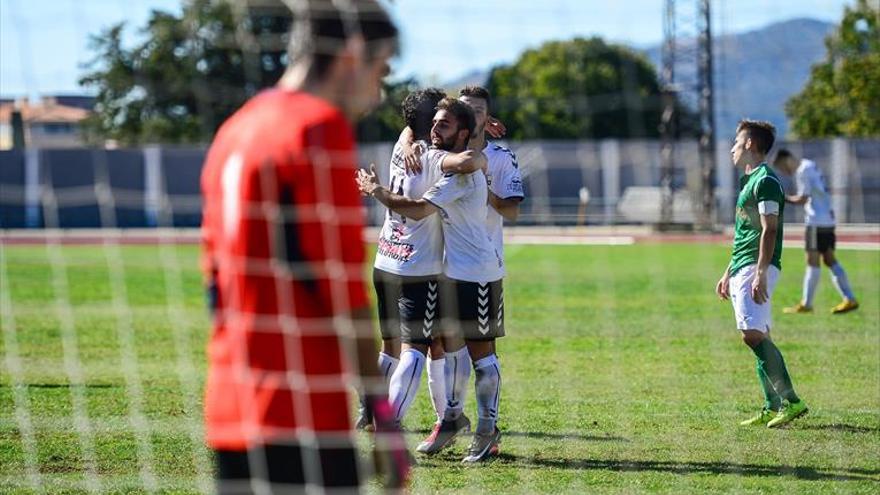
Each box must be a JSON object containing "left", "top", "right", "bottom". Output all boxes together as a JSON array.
[{"left": 729, "top": 163, "right": 784, "bottom": 277}]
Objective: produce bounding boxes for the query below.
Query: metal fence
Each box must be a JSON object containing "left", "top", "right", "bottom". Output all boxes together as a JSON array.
[{"left": 2, "top": 139, "right": 877, "bottom": 229}]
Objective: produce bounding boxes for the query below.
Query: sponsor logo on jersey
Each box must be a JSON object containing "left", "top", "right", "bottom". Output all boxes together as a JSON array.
[
  {"left": 389, "top": 224, "right": 404, "bottom": 242},
  {"left": 507, "top": 177, "right": 523, "bottom": 194},
  {"left": 378, "top": 230, "right": 415, "bottom": 262}
]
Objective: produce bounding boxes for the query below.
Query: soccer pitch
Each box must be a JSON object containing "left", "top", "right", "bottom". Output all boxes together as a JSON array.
[{"left": 1, "top": 243, "right": 878, "bottom": 494}]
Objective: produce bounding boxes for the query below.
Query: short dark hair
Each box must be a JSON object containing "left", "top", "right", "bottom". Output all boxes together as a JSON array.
[
  {"left": 736, "top": 119, "right": 776, "bottom": 155},
  {"left": 436, "top": 97, "right": 476, "bottom": 137},
  {"left": 286, "top": 0, "right": 399, "bottom": 80},
  {"left": 774, "top": 148, "right": 794, "bottom": 162},
  {"left": 459, "top": 85, "right": 491, "bottom": 113},
  {"left": 401, "top": 88, "right": 446, "bottom": 139}
]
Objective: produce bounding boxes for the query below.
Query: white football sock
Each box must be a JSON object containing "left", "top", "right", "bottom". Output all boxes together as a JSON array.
[
  {"left": 802, "top": 266, "right": 820, "bottom": 307},
  {"left": 377, "top": 352, "right": 399, "bottom": 392},
  {"left": 473, "top": 354, "right": 501, "bottom": 435},
  {"left": 427, "top": 357, "right": 446, "bottom": 422},
  {"left": 443, "top": 347, "right": 471, "bottom": 421},
  {"left": 830, "top": 263, "right": 856, "bottom": 301},
  {"left": 388, "top": 348, "right": 425, "bottom": 423}
]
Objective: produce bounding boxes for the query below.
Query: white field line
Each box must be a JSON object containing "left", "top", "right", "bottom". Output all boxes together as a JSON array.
[{"left": 783, "top": 241, "right": 880, "bottom": 251}]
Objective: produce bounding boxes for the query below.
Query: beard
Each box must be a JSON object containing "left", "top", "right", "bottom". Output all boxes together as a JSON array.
[{"left": 432, "top": 132, "right": 457, "bottom": 151}]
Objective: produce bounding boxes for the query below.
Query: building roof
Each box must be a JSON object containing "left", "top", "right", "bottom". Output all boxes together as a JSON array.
[{"left": 0, "top": 96, "right": 91, "bottom": 125}]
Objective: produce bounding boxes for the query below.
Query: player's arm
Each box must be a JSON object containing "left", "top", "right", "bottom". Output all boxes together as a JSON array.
[
  {"left": 785, "top": 193, "right": 808, "bottom": 205},
  {"left": 752, "top": 212, "right": 778, "bottom": 304},
  {"left": 786, "top": 169, "right": 810, "bottom": 204},
  {"left": 397, "top": 127, "right": 423, "bottom": 175},
  {"left": 199, "top": 165, "right": 220, "bottom": 315},
  {"left": 715, "top": 263, "right": 731, "bottom": 300},
  {"left": 200, "top": 236, "right": 220, "bottom": 315},
  {"left": 752, "top": 179, "right": 782, "bottom": 304},
  {"left": 325, "top": 130, "right": 411, "bottom": 484},
  {"left": 488, "top": 192, "right": 523, "bottom": 221},
  {"left": 440, "top": 149, "right": 487, "bottom": 174},
  {"left": 488, "top": 156, "right": 524, "bottom": 221},
  {"left": 357, "top": 164, "right": 439, "bottom": 220}
]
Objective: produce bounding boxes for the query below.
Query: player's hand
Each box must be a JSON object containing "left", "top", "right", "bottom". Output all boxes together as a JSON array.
[
  {"left": 488, "top": 191, "right": 502, "bottom": 210},
  {"left": 369, "top": 397, "right": 412, "bottom": 491},
  {"left": 486, "top": 116, "right": 506, "bottom": 138},
  {"left": 402, "top": 141, "right": 425, "bottom": 175},
  {"left": 715, "top": 274, "right": 730, "bottom": 300},
  {"left": 751, "top": 270, "right": 769, "bottom": 304},
  {"left": 357, "top": 164, "right": 381, "bottom": 196}
]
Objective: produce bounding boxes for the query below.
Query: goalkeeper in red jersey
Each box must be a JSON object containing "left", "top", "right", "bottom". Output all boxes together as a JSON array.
[{"left": 200, "top": 1, "right": 409, "bottom": 492}]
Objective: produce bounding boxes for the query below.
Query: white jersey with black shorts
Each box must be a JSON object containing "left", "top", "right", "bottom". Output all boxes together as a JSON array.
[
  {"left": 483, "top": 142, "right": 523, "bottom": 336},
  {"left": 373, "top": 143, "right": 445, "bottom": 345},
  {"left": 423, "top": 165, "right": 505, "bottom": 341},
  {"left": 796, "top": 159, "right": 836, "bottom": 253}
]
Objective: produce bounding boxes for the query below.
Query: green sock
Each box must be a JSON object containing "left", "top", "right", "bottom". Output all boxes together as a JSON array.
[
  {"left": 755, "top": 357, "right": 783, "bottom": 411},
  {"left": 752, "top": 339, "right": 800, "bottom": 404}
]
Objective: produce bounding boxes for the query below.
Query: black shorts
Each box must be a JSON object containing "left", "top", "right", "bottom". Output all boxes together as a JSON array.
[
  {"left": 214, "top": 443, "right": 360, "bottom": 494},
  {"left": 805, "top": 226, "right": 836, "bottom": 253},
  {"left": 373, "top": 268, "right": 401, "bottom": 340},
  {"left": 373, "top": 268, "right": 439, "bottom": 345},
  {"left": 440, "top": 278, "right": 505, "bottom": 341},
  {"left": 399, "top": 277, "right": 439, "bottom": 345}
]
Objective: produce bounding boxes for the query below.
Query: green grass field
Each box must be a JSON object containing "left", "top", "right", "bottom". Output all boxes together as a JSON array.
[{"left": 1, "top": 242, "right": 878, "bottom": 494}]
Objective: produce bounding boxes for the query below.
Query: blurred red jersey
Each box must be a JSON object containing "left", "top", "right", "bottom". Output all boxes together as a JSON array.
[{"left": 200, "top": 89, "right": 368, "bottom": 451}]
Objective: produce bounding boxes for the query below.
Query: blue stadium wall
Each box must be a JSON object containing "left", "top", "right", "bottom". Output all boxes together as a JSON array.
[{"left": 1, "top": 140, "right": 878, "bottom": 228}]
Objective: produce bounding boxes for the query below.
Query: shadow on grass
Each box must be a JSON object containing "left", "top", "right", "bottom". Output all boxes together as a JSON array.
[
  {"left": 407, "top": 429, "right": 626, "bottom": 442},
  {"left": 797, "top": 423, "right": 880, "bottom": 434},
  {"left": 493, "top": 453, "right": 880, "bottom": 482}
]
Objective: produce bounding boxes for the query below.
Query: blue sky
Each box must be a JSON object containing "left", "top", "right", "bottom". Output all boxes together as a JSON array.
[{"left": 0, "top": 0, "right": 852, "bottom": 98}]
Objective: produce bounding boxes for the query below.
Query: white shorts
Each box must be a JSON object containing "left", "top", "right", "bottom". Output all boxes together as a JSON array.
[{"left": 729, "top": 264, "right": 781, "bottom": 332}]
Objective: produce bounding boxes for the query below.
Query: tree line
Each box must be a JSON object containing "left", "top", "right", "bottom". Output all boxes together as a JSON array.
[{"left": 79, "top": 0, "right": 878, "bottom": 146}]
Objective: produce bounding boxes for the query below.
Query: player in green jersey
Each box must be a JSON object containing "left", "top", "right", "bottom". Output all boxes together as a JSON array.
[{"left": 715, "top": 119, "right": 809, "bottom": 428}]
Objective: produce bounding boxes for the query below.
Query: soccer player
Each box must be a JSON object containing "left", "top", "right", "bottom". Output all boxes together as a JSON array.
[
  {"left": 200, "top": 1, "right": 409, "bottom": 492},
  {"left": 356, "top": 88, "right": 445, "bottom": 430},
  {"left": 458, "top": 85, "right": 523, "bottom": 312},
  {"left": 773, "top": 149, "right": 859, "bottom": 314},
  {"left": 363, "top": 88, "right": 487, "bottom": 431},
  {"left": 396, "top": 86, "right": 523, "bottom": 445},
  {"left": 715, "top": 120, "right": 809, "bottom": 429},
  {"left": 358, "top": 98, "right": 506, "bottom": 463}
]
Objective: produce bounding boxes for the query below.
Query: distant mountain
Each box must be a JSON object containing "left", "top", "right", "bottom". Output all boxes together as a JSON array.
[
  {"left": 644, "top": 18, "right": 835, "bottom": 139},
  {"left": 443, "top": 69, "right": 492, "bottom": 92},
  {"left": 442, "top": 18, "right": 835, "bottom": 140}
]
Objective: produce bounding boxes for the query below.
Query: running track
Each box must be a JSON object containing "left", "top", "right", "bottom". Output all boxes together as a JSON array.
[{"left": 2, "top": 226, "right": 878, "bottom": 250}]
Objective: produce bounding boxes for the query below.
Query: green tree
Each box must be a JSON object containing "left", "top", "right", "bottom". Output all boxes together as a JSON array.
[
  {"left": 80, "top": 0, "right": 291, "bottom": 145},
  {"left": 485, "top": 37, "right": 695, "bottom": 140},
  {"left": 786, "top": 0, "right": 880, "bottom": 138}
]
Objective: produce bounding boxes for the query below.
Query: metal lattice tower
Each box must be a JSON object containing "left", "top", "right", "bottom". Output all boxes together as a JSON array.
[{"left": 659, "top": 0, "right": 716, "bottom": 229}]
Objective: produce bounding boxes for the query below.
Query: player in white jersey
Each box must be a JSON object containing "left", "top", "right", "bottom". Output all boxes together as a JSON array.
[
  {"left": 774, "top": 149, "right": 859, "bottom": 314},
  {"left": 358, "top": 98, "right": 505, "bottom": 464},
  {"left": 399, "top": 86, "right": 522, "bottom": 277},
  {"left": 359, "top": 91, "right": 488, "bottom": 433},
  {"left": 459, "top": 85, "right": 524, "bottom": 272},
  {"left": 399, "top": 86, "right": 523, "bottom": 458}
]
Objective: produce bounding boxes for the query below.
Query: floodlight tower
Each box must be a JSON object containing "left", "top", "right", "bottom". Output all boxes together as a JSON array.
[{"left": 659, "top": 0, "right": 716, "bottom": 229}]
